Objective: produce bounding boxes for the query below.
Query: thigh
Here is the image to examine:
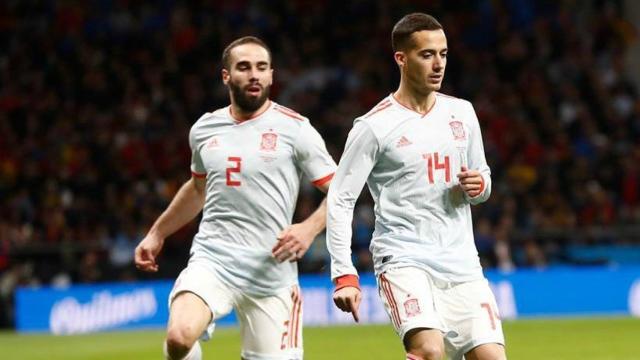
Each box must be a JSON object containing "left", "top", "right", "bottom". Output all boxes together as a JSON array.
[
  {"left": 236, "top": 286, "right": 303, "bottom": 360},
  {"left": 403, "top": 327, "right": 445, "bottom": 356},
  {"left": 167, "top": 291, "right": 212, "bottom": 344},
  {"left": 377, "top": 267, "right": 447, "bottom": 340},
  {"left": 169, "top": 264, "right": 235, "bottom": 341},
  {"left": 438, "top": 279, "right": 505, "bottom": 360},
  {"left": 464, "top": 343, "right": 507, "bottom": 360}
]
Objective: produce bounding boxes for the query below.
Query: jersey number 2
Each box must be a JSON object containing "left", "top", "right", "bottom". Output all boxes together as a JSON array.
[{"left": 226, "top": 157, "right": 241, "bottom": 186}]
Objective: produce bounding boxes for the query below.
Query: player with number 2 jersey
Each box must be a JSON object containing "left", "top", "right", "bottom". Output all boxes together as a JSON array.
[{"left": 135, "top": 36, "right": 336, "bottom": 360}]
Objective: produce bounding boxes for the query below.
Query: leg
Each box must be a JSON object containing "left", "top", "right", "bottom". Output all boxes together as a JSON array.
[
  {"left": 437, "top": 279, "right": 506, "bottom": 360},
  {"left": 377, "top": 267, "right": 447, "bottom": 360},
  {"left": 236, "top": 285, "right": 303, "bottom": 359},
  {"left": 165, "top": 291, "right": 211, "bottom": 360},
  {"left": 464, "top": 343, "right": 506, "bottom": 360},
  {"left": 404, "top": 328, "right": 446, "bottom": 360}
]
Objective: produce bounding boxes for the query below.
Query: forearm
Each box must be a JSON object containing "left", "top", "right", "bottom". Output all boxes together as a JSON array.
[
  {"left": 300, "top": 197, "right": 327, "bottom": 237},
  {"left": 467, "top": 171, "right": 491, "bottom": 205},
  {"left": 148, "top": 178, "right": 205, "bottom": 239},
  {"left": 326, "top": 121, "right": 377, "bottom": 280}
]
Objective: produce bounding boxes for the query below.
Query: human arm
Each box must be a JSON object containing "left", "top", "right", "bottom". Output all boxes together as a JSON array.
[
  {"left": 134, "top": 176, "right": 206, "bottom": 272},
  {"left": 457, "top": 102, "right": 491, "bottom": 204},
  {"left": 272, "top": 182, "right": 331, "bottom": 262},
  {"left": 272, "top": 119, "right": 337, "bottom": 262},
  {"left": 326, "top": 121, "right": 379, "bottom": 322}
]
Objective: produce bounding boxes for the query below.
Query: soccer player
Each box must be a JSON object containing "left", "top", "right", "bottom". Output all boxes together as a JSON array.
[
  {"left": 327, "top": 13, "right": 506, "bottom": 360},
  {"left": 134, "top": 36, "right": 336, "bottom": 360}
]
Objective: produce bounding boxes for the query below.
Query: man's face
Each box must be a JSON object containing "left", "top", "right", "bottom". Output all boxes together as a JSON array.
[
  {"left": 397, "top": 29, "right": 448, "bottom": 95},
  {"left": 222, "top": 43, "right": 273, "bottom": 112}
]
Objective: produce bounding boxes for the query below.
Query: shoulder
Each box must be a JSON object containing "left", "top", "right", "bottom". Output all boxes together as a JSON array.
[
  {"left": 359, "top": 97, "right": 395, "bottom": 122},
  {"left": 436, "top": 92, "right": 474, "bottom": 113},
  {"left": 271, "top": 102, "right": 309, "bottom": 125},
  {"left": 189, "top": 108, "right": 228, "bottom": 141},
  {"left": 192, "top": 107, "right": 228, "bottom": 128},
  {"left": 354, "top": 96, "right": 402, "bottom": 139}
]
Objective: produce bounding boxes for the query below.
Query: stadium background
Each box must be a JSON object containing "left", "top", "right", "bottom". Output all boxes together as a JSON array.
[{"left": 1, "top": 0, "right": 640, "bottom": 358}]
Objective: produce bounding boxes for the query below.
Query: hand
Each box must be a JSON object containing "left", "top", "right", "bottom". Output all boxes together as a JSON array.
[
  {"left": 272, "top": 223, "right": 316, "bottom": 263},
  {"left": 333, "top": 287, "right": 362, "bottom": 322},
  {"left": 134, "top": 234, "right": 164, "bottom": 272},
  {"left": 457, "top": 166, "right": 484, "bottom": 198}
]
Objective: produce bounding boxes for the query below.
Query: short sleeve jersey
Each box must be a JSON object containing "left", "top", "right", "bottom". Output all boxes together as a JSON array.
[
  {"left": 327, "top": 93, "right": 491, "bottom": 284},
  {"left": 189, "top": 101, "right": 336, "bottom": 296}
]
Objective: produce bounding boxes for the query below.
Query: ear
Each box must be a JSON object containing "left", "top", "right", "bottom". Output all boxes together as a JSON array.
[
  {"left": 222, "top": 69, "right": 230, "bottom": 85},
  {"left": 394, "top": 51, "right": 406, "bottom": 68}
]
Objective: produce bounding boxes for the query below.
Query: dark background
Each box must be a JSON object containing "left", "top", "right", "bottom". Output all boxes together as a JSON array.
[{"left": 1, "top": 0, "right": 639, "bottom": 328}]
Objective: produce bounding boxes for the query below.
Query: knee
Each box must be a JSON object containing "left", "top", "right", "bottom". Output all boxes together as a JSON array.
[
  {"left": 407, "top": 343, "right": 445, "bottom": 360},
  {"left": 166, "top": 325, "right": 198, "bottom": 357}
]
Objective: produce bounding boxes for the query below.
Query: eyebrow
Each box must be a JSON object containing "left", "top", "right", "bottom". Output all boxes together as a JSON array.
[
  {"left": 418, "top": 48, "right": 448, "bottom": 54},
  {"left": 235, "top": 60, "right": 270, "bottom": 67}
]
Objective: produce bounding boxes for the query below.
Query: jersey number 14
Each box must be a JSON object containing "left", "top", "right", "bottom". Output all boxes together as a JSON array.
[{"left": 422, "top": 152, "right": 451, "bottom": 183}]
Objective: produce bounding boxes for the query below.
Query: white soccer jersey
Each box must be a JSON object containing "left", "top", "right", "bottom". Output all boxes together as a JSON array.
[
  {"left": 327, "top": 93, "right": 491, "bottom": 283},
  {"left": 189, "top": 100, "right": 336, "bottom": 296}
]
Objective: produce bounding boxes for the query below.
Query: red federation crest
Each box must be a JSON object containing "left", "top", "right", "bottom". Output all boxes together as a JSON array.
[
  {"left": 260, "top": 132, "right": 278, "bottom": 151},
  {"left": 449, "top": 121, "right": 466, "bottom": 140},
  {"left": 404, "top": 298, "right": 421, "bottom": 318}
]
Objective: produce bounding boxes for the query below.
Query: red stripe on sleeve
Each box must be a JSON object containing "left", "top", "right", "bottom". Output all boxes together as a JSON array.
[
  {"left": 311, "top": 173, "right": 334, "bottom": 187},
  {"left": 191, "top": 171, "right": 206, "bottom": 178},
  {"left": 334, "top": 274, "right": 360, "bottom": 291}
]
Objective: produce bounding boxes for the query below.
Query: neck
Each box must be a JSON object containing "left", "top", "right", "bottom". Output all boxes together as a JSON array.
[
  {"left": 230, "top": 99, "right": 271, "bottom": 122},
  {"left": 393, "top": 81, "right": 436, "bottom": 115}
]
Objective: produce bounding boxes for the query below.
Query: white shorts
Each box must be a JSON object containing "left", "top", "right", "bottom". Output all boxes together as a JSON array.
[
  {"left": 377, "top": 266, "right": 504, "bottom": 360},
  {"left": 169, "top": 263, "right": 303, "bottom": 360}
]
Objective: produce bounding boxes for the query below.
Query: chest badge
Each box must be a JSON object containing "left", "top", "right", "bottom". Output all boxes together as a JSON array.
[
  {"left": 260, "top": 131, "right": 278, "bottom": 152},
  {"left": 449, "top": 120, "right": 466, "bottom": 141}
]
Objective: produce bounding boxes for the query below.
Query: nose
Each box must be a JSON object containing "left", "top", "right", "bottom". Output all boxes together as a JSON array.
[
  {"left": 433, "top": 55, "right": 444, "bottom": 70},
  {"left": 248, "top": 68, "right": 258, "bottom": 80}
]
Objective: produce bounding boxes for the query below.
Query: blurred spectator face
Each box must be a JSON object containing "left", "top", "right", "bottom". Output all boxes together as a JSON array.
[
  {"left": 222, "top": 43, "right": 273, "bottom": 112},
  {"left": 396, "top": 30, "right": 447, "bottom": 94}
]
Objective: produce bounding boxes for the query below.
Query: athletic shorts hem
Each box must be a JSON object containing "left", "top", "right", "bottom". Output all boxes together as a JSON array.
[
  {"left": 398, "top": 320, "right": 447, "bottom": 340},
  {"left": 240, "top": 349, "right": 303, "bottom": 360},
  {"left": 450, "top": 337, "right": 505, "bottom": 360}
]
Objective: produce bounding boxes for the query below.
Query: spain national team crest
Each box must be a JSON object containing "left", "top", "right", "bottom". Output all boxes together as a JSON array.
[
  {"left": 404, "top": 298, "right": 421, "bottom": 317},
  {"left": 449, "top": 120, "right": 466, "bottom": 140},
  {"left": 260, "top": 132, "right": 278, "bottom": 152}
]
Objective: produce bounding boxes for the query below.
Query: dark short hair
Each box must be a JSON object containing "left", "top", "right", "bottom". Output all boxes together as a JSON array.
[
  {"left": 392, "top": 13, "right": 443, "bottom": 51},
  {"left": 221, "top": 36, "right": 272, "bottom": 70}
]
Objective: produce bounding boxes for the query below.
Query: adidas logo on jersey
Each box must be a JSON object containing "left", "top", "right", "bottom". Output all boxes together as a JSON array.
[
  {"left": 396, "top": 136, "right": 412, "bottom": 148},
  {"left": 207, "top": 136, "right": 219, "bottom": 148}
]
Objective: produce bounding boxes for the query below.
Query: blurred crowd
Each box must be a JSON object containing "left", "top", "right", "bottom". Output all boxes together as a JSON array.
[{"left": 1, "top": 0, "right": 639, "bottom": 327}]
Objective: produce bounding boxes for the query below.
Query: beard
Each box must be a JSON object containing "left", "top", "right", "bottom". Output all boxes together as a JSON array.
[{"left": 229, "top": 81, "right": 271, "bottom": 113}]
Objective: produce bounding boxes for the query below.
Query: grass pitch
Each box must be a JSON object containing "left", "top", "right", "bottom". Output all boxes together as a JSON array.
[{"left": 0, "top": 317, "right": 638, "bottom": 359}]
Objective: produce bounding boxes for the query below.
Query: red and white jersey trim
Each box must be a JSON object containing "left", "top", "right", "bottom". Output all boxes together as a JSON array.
[{"left": 311, "top": 172, "right": 334, "bottom": 187}]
